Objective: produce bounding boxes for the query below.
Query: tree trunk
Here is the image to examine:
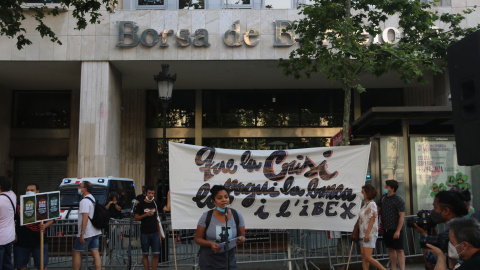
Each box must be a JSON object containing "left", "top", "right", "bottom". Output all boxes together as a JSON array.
[{"left": 341, "top": 84, "right": 351, "bottom": 146}]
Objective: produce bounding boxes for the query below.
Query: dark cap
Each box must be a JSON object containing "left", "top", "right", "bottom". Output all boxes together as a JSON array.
[{"left": 385, "top": 179, "right": 399, "bottom": 192}]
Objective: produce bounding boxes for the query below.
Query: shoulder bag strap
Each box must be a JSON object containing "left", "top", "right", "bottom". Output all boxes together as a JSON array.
[
  {"left": 85, "top": 196, "right": 96, "bottom": 205},
  {"left": 231, "top": 208, "right": 240, "bottom": 236},
  {"left": 0, "top": 193, "right": 15, "bottom": 213},
  {"left": 204, "top": 209, "right": 214, "bottom": 239}
]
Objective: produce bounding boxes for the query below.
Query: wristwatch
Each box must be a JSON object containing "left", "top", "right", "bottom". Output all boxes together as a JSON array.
[{"left": 80, "top": 232, "right": 85, "bottom": 235}]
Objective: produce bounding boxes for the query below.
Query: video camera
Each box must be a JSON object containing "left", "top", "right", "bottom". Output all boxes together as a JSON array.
[
  {"left": 419, "top": 232, "right": 449, "bottom": 252},
  {"left": 406, "top": 210, "right": 435, "bottom": 231}
]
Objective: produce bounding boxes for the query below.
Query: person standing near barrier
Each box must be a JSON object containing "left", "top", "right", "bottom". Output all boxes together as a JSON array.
[
  {"left": 73, "top": 181, "right": 102, "bottom": 270},
  {"left": 134, "top": 186, "right": 161, "bottom": 270},
  {"left": 14, "top": 183, "right": 54, "bottom": 270},
  {"left": 135, "top": 185, "right": 147, "bottom": 206},
  {"left": 0, "top": 176, "right": 16, "bottom": 270},
  {"left": 194, "top": 185, "right": 246, "bottom": 270},
  {"left": 105, "top": 192, "right": 123, "bottom": 219},
  {"left": 359, "top": 184, "right": 386, "bottom": 270},
  {"left": 377, "top": 179, "right": 406, "bottom": 270}
]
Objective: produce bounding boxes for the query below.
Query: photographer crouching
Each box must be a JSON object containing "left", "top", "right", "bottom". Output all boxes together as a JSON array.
[
  {"left": 410, "top": 191, "right": 468, "bottom": 269},
  {"left": 427, "top": 217, "right": 480, "bottom": 270}
]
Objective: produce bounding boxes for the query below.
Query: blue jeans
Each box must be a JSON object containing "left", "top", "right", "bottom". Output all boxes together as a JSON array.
[
  {"left": 73, "top": 235, "right": 99, "bottom": 252},
  {"left": 0, "top": 241, "right": 14, "bottom": 270},
  {"left": 141, "top": 232, "right": 160, "bottom": 255},
  {"left": 14, "top": 244, "right": 48, "bottom": 269}
]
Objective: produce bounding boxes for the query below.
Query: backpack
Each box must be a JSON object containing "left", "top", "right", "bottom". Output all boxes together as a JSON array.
[
  {"left": 84, "top": 196, "right": 110, "bottom": 230},
  {"left": 204, "top": 208, "right": 240, "bottom": 239}
]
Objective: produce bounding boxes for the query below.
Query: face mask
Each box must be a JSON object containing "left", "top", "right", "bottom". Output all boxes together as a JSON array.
[
  {"left": 358, "top": 193, "right": 364, "bottom": 201},
  {"left": 146, "top": 196, "right": 154, "bottom": 202},
  {"left": 448, "top": 242, "right": 464, "bottom": 259},
  {"left": 216, "top": 205, "right": 230, "bottom": 213},
  {"left": 78, "top": 189, "right": 82, "bottom": 195},
  {"left": 25, "top": 191, "right": 35, "bottom": 196},
  {"left": 383, "top": 188, "right": 389, "bottom": 194},
  {"left": 142, "top": 191, "right": 146, "bottom": 195},
  {"left": 430, "top": 210, "right": 443, "bottom": 224}
]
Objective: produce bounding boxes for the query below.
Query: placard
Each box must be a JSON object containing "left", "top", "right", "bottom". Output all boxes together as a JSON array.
[{"left": 20, "top": 191, "right": 61, "bottom": 225}]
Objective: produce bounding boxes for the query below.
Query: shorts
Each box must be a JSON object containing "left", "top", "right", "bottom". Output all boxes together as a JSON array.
[
  {"left": 361, "top": 236, "right": 377, "bottom": 249},
  {"left": 14, "top": 244, "right": 48, "bottom": 269},
  {"left": 141, "top": 232, "right": 160, "bottom": 255},
  {"left": 383, "top": 229, "right": 404, "bottom": 250},
  {"left": 73, "top": 235, "right": 100, "bottom": 252}
]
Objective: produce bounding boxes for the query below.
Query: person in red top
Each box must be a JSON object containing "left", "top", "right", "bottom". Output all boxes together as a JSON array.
[{"left": 14, "top": 183, "right": 54, "bottom": 270}]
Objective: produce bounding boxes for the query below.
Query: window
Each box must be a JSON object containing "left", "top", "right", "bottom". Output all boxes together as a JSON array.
[
  {"left": 137, "top": 0, "right": 165, "bottom": 9},
  {"left": 223, "top": 0, "right": 252, "bottom": 9},
  {"left": 146, "top": 90, "right": 195, "bottom": 128},
  {"left": 24, "top": 0, "right": 60, "bottom": 2},
  {"left": 410, "top": 137, "right": 471, "bottom": 212},
  {"left": 179, "top": 0, "right": 204, "bottom": 9},
  {"left": 202, "top": 89, "right": 343, "bottom": 128},
  {"left": 264, "top": 0, "right": 291, "bottom": 9},
  {"left": 13, "top": 91, "right": 71, "bottom": 128}
]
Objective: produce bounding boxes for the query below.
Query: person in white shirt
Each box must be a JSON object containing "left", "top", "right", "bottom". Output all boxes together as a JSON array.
[
  {"left": 72, "top": 181, "right": 102, "bottom": 270},
  {"left": 0, "top": 176, "right": 16, "bottom": 270}
]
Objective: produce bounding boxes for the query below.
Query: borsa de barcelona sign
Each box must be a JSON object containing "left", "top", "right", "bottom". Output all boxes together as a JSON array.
[{"left": 116, "top": 20, "right": 404, "bottom": 48}]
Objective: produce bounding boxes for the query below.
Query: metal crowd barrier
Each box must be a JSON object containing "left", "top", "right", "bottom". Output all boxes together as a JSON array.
[{"left": 24, "top": 215, "right": 433, "bottom": 269}]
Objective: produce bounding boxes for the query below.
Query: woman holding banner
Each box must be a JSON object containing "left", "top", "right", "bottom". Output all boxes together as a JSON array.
[
  {"left": 358, "top": 184, "right": 386, "bottom": 270},
  {"left": 194, "top": 185, "right": 246, "bottom": 270}
]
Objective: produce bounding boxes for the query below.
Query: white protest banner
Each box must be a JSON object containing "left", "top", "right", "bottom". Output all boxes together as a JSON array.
[{"left": 169, "top": 142, "right": 370, "bottom": 231}]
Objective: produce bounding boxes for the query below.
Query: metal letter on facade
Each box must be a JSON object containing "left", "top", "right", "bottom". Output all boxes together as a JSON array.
[
  {"left": 176, "top": 29, "right": 192, "bottom": 47},
  {"left": 273, "top": 20, "right": 296, "bottom": 47},
  {"left": 117, "top": 21, "right": 140, "bottom": 47},
  {"left": 382, "top": 27, "right": 402, "bottom": 44},
  {"left": 140, "top": 29, "right": 159, "bottom": 47},
  {"left": 159, "top": 30, "right": 174, "bottom": 47},
  {"left": 193, "top": 29, "right": 211, "bottom": 47},
  {"left": 244, "top": 29, "right": 260, "bottom": 47},
  {"left": 224, "top": 20, "right": 242, "bottom": 47}
]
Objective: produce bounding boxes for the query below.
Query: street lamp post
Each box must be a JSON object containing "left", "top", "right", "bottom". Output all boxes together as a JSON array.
[{"left": 154, "top": 64, "right": 176, "bottom": 220}]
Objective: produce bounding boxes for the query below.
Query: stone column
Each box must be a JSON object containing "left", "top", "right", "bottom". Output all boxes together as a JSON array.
[
  {"left": 0, "top": 88, "right": 12, "bottom": 177},
  {"left": 78, "top": 62, "right": 122, "bottom": 177}
]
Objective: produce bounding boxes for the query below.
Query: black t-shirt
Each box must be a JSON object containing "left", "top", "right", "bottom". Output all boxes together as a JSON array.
[
  {"left": 377, "top": 193, "right": 406, "bottom": 230},
  {"left": 135, "top": 193, "right": 145, "bottom": 202},
  {"left": 15, "top": 204, "right": 48, "bottom": 247},
  {"left": 107, "top": 202, "right": 123, "bottom": 219},
  {"left": 135, "top": 200, "right": 158, "bottom": 234}
]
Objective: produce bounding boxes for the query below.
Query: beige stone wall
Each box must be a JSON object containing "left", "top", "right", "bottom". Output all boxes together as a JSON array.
[
  {"left": 77, "top": 62, "right": 122, "bottom": 177},
  {"left": 120, "top": 88, "right": 146, "bottom": 194}
]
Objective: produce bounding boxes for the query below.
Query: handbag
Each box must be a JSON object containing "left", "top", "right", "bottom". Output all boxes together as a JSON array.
[
  {"left": 350, "top": 219, "right": 360, "bottom": 243},
  {"left": 378, "top": 195, "right": 386, "bottom": 235}
]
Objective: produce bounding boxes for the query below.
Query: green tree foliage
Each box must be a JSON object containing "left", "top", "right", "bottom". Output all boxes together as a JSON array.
[
  {"left": 0, "top": 0, "right": 117, "bottom": 50},
  {"left": 280, "top": 0, "right": 479, "bottom": 145}
]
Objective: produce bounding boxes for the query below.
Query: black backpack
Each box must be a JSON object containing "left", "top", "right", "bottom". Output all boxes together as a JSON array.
[{"left": 84, "top": 196, "right": 110, "bottom": 230}]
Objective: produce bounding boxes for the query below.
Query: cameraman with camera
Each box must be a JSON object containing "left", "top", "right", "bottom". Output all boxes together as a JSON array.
[
  {"left": 427, "top": 217, "right": 480, "bottom": 270},
  {"left": 413, "top": 191, "right": 468, "bottom": 269}
]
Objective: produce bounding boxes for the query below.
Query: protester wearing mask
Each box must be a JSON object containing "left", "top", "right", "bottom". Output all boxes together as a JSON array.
[
  {"left": 14, "top": 184, "right": 54, "bottom": 270},
  {"left": 427, "top": 217, "right": 480, "bottom": 270},
  {"left": 134, "top": 186, "right": 162, "bottom": 270},
  {"left": 358, "top": 184, "right": 386, "bottom": 270},
  {"left": 377, "top": 179, "right": 406, "bottom": 270},
  {"left": 414, "top": 191, "right": 468, "bottom": 269}
]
